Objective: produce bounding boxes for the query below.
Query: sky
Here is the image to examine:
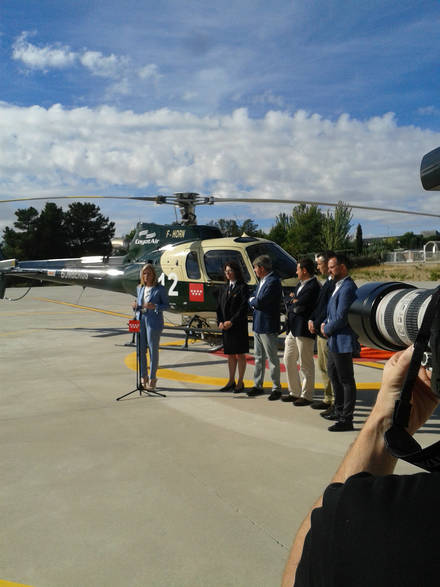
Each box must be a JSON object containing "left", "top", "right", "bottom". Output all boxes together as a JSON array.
[{"left": 1, "top": 0, "right": 440, "bottom": 240}]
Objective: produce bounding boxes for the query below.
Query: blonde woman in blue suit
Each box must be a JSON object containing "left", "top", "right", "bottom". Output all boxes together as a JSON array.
[{"left": 133, "top": 263, "right": 169, "bottom": 391}]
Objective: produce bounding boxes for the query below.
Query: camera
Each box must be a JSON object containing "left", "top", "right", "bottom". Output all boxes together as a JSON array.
[
  {"left": 348, "top": 281, "right": 434, "bottom": 352},
  {"left": 347, "top": 146, "right": 440, "bottom": 399}
]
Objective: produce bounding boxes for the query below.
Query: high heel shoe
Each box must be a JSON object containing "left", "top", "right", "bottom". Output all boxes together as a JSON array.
[
  {"left": 146, "top": 378, "right": 157, "bottom": 391},
  {"left": 219, "top": 381, "right": 236, "bottom": 391},
  {"left": 234, "top": 383, "right": 245, "bottom": 393},
  {"left": 141, "top": 377, "right": 149, "bottom": 390}
]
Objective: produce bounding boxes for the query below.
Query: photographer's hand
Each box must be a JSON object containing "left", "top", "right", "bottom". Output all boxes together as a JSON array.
[
  {"left": 283, "top": 345, "right": 439, "bottom": 587},
  {"left": 372, "top": 345, "right": 438, "bottom": 436}
]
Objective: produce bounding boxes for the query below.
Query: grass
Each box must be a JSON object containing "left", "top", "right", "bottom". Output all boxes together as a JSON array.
[{"left": 351, "top": 263, "right": 440, "bottom": 283}]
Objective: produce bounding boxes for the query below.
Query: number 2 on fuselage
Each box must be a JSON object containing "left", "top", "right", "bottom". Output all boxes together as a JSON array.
[{"left": 158, "top": 272, "right": 179, "bottom": 297}]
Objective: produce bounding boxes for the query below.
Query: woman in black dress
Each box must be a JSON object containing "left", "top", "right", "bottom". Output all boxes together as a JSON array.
[{"left": 216, "top": 260, "right": 250, "bottom": 392}]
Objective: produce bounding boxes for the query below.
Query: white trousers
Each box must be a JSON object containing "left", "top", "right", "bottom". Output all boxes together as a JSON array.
[{"left": 283, "top": 333, "right": 315, "bottom": 400}]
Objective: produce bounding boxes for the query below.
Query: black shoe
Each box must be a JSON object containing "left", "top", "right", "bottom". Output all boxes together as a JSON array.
[
  {"left": 328, "top": 420, "right": 354, "bottom": 432},
  {"left": 320, "top": 407, "right": 337, "bottom": 420},
  {"left": 293, "top": 398, "right": 313, "bottom": 406},
  {"left": 234, "top": 384, "right": 245, "bottom": 394},
  {"left": 268, "top": 390, "right": 282, "bottom": 401},
  {"left": 281, "top": 395, "right": 299, "bottom": 402},
  {"left": 219, "top": 381, "right": 235, "bottom": 391},
  {"left": 310, "top": 400, "right": 330, "bottom": 410},
  {"left": 247, "top": 387, "right": 264, "bottom": 397}
]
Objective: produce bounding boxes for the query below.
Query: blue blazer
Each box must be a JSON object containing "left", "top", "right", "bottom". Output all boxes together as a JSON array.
[
  {"left": 323, "top": 276, "right": 358, "bottom": 353},
  {"left": 136, "top": 284, "right": 169, "bottom": 331},
  {"left": 249, "top": 272, "right": 282, "bottom": 334}
]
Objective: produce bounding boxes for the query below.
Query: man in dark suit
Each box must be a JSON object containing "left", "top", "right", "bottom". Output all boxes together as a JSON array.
[
  {"left": 308, "top": 252, "right": 335, "bottom": 414},
  {"left": 281, "top": 257, "right": 320, "bottom": 406},
  {"left": 321, "top": 253, "right": 358, "bottom": 431},
  {"left": 247, "top": 254, "right": 282, "bottom": 400}
]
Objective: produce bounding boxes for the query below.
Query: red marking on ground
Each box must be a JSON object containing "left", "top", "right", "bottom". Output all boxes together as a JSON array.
[
  {"left": 358, "top": 346, "right": 394, "bottom": 361},
  {"left": 211, "top": 345, "right": 394, "bottom": 369}
]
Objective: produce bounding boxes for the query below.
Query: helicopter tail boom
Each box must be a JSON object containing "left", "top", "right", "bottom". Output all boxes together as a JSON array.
[{"left": 0, "top": 257, "right": 129, "bottom": 296}]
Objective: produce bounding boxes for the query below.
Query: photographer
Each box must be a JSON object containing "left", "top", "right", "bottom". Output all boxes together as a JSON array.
[{"left": 282, "top": 345, "right": 440, "bottom": 587}]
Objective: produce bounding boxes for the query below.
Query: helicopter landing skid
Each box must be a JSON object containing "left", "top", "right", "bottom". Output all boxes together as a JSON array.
[{"left": 184, "top": 315, "right": 221, "bottom": 349}]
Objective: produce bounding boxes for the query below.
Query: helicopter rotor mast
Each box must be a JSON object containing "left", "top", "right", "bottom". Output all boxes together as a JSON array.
[{"left": 156, "top": 192, "right": 214, "bottom": 225}]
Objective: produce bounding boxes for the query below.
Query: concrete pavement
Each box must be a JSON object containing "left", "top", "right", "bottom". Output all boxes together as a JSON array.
[{"left": 1, "top": 285, "right": 439, "bottom": 587}]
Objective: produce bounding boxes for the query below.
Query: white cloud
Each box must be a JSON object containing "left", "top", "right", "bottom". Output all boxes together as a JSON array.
[
  {"left": 418, "top": 106, "right": 440, "bottom": 117},
  {"left": 12, "top": 32, "right": 158, "bottom": 87},
  {"left": 80, "top": 51, "right": 129, "bottom": 79},
  {"left": 0, "top": 103, "right": 438, "bottom": 236},
  {"left": 12, "top": 32, "right": 76, "bottom": 70},
  {"left": 138, "top": 64, "right": 161, "bottom": 83}
]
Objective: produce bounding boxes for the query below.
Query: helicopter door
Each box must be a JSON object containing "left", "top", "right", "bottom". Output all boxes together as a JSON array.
[
  {"left": 185, "top": 251, "right": 201, "bottom": 279},
  {"left": 203, "top": 250, "right": 251, "bottom": 282}
]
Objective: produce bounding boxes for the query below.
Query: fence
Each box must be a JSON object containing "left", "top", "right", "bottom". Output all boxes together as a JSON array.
[{"left": 384, "top": 250, "right": 440, "bottom": 263}]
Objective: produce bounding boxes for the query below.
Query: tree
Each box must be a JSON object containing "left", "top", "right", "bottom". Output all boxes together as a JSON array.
[
  {"left": 2, "top": 206, "right": 40, "bottom": 259},
  {"left": 354, "top": 223, "right": 363, "bottom": 255},
  {"left": 35, "top": 203, "right": 69, "bottom": 259},
  {"left": 283, "top": 204, "right": 325, "bottom": 257},
  {"left": 2, "top": 202, "right": 115, "bottom": 260},
  {"left": 64, "top": 202, "right": 115, "bottom": 256},
  {"left": 209, "top": 218, "right": 263, "bottom": 237},
  {"left": 267, "top": 212, "right": 293, "bottom": 248},
  {"left": 399, "top": 231, "right": 422, "bottom": 250},
  {"left": 321, "top": 201, "right": 353, "bottom": 251}
]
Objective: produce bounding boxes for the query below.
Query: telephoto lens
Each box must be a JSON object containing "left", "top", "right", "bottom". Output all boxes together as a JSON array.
[{"left": 348, "top": 282, "right": 435, "bottom": 351}]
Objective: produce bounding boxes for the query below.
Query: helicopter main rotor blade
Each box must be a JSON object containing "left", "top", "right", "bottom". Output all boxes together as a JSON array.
[
  {"left": 210, "top": 197, "right": 440, "bottom": 219},
  {"left": 0, "top": 194, "right": 438, "bottom": 219},
  {"left": 0, "top": 195, "right": 160, "bottom": 203}
]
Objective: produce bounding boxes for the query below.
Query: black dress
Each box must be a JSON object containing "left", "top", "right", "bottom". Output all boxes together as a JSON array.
[{"left": 216, "top": 281, "right": 250, "bottom": 354}]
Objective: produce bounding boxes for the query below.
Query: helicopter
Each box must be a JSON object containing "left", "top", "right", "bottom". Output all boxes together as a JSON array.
[
  {"left": 0, "top": 192, "right": 301, "bottom": 340},
  {"left": 1, "top": 184, "right": 440, "bottom": 341}
]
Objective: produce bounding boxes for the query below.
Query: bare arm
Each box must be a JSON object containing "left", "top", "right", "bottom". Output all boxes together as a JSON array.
[{"left": 282, "top": 345, "right": 438, "bottom": 586}]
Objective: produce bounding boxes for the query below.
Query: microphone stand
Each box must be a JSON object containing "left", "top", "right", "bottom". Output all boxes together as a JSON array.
[{"left": 116, "top": 318, "right": 166, "bottom": 400}]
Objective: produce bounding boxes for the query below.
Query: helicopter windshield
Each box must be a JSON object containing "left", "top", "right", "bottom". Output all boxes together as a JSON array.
[
  {"left": 203, "top": 250, "right": 251, "bottom": 282},
  {"left": 246, "top": 242, "right": 297, "bottom": 280}
]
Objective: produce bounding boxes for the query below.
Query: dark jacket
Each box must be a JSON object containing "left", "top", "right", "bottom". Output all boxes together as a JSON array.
[
  {"left": 216, "top": 281, "right": 249, "bottom": 327},
  {"left": 249, "top": 272, "right": 282, "bottom": 334},
  {"left": 309, "top": 277, "right": 335, "bottom": 337},
  {"left": 285, "top": 277, "right": 320, "bottom": 338},
  {"left": 323, "top": 276, "right": 358, "bottom": 353}
]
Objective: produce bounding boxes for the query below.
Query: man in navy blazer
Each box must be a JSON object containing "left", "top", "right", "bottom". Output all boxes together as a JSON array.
[
  {"left": 247, "top": 254, "right": 282, "bottom": 399},
  {"left": 321, "top": 253, "right": 358, "bottom": 431}
]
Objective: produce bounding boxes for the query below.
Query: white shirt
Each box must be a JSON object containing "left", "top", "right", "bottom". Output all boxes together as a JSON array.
[
  {"left": 143, "top": 285, "right": 153, "bottom": 303},
  {"left": 331, "top": 276, "right": 349, "bottom": 296},
  {"left": 296, "top": 276, "right": 314, "bottom": 295},
  {"left": 250, "top": 271, "right": 272, "bottom": 303}
]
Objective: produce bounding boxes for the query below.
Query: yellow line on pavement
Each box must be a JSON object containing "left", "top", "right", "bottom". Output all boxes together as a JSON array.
[
  {"left": 124, "top": 351, "right": 381, "bottom": 390},
  {"left": 0, "top": 329, "right": 40, "bottom": 337},
  {"left": 34, "top": 297, "right": 131, "bottom": 318},
  {"left": 32, "top": 297, "right": 177, "bottom": 328},
  {"left": 356, "top": 360, "right": 385, "bottom": 370},
  {"left": 0, "top": 580, "right": 33, "bottom": 587}
]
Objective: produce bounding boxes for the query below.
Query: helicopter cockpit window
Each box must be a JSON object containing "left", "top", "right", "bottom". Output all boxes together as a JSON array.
[
  {"left": 204, "top": 250, "right": 251, "bottom": 282},
  {"left": 186, "top": 251, "right": 201, "bottom": 279},
  {"left": 246, "top": 243, "right": 297, "bottom": 280}
]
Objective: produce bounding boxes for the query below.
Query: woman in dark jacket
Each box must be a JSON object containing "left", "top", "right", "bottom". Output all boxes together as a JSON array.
[{"left": 216, "top": 260, "right": 250, "bottom": 392}]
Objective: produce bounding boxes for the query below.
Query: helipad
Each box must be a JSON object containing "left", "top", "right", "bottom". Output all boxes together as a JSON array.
[{"left": 2, "top": 286, "right": 439, "bottom": 587}]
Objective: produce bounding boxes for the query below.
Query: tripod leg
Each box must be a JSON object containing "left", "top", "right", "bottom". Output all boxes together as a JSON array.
[{"left": 116, "top": 326, "right": 148, "bottom": 401}]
